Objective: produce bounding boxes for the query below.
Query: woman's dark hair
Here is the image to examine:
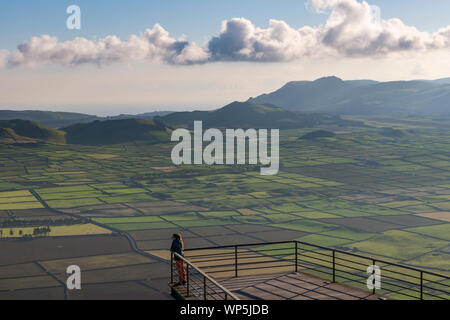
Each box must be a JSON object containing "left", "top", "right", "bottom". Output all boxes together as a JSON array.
[{"left": 172, "top": 233, "right": 184, "bottom": 250}]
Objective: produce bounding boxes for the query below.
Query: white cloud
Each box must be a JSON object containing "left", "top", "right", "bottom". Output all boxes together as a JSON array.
[
  {"left": 208, "top": 0, "right": 450, "bottom": 60},
  {"left": 314, "top": 0, "right": 430, "bottom": 55},
  {"left": 432, "top": 26, "right": 450, "bottom": 49},
  {"left": 207, "top": 18, "right": 321, "bottom": 61},
  {"left": 2, "top": 0, "right": 450, "bottom": 68},
  {"left": 5, "top": 24, "right": 210, "bottom": 68}
]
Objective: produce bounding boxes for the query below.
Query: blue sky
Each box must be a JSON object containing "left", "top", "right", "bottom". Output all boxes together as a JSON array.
[
  {"left": 1, "top": 0, "right": 450, "bottom": 114},
  {"left": 1, "top": 0, "right": 450, "bottom": 50}
]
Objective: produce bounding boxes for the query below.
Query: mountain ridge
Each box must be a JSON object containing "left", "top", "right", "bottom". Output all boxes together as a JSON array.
[
  {"left": 248, "top": 76, "right": 450, "bottom": 115},
  {"left": 62, "top": 119, "right": 172, "bottom": 146},
  {"left": 156, "top": 101, "right": 363, "bottom": 129},
  {"left": 0, "top": 110, "right": 172, "bottom": 128},
  {"left": 0, "top": 118, "right": 172, "bottom": 146}
]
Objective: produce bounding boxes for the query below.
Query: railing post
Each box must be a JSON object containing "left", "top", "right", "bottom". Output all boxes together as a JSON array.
[
  {"left": 186, "top": 264, "right": 190, "bottom": 297},
  {"left": 204, "top": 276, "right": 207, "bottom": 300},
  {"left": 295, "top": 241, "right": 298, "bottom": 272},
  {"left": 235, "top": 246, "right": 238, "bottom": 278},
  {"left": 420, "top": 271, "right": 423, "bottom": 300},
  {"left": 332, "top": 250, "right": 336, "bottom": 283}
]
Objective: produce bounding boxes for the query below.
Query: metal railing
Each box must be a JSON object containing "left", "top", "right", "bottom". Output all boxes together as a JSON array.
[
  {"left": 183, "top": 241, "right": 450, "bottom": 300},
  {"left": 170, "top": 252, "right": 240, "bottom": 300}
]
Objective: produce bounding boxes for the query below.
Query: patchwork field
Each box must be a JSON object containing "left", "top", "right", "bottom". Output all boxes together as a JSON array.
[
  {"left": 0, "top": 115, "right": 449, "bottom": 299},
  {"left": 0, "top": 235, "right": 170, "bottom": 299}
]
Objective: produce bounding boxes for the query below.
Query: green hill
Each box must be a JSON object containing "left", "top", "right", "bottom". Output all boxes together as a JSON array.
[
  {"left": 156, "top": 101, "right": 360, "bottom": 129},
  {"left": 0, "top": 110, "right": 173, "bottom": 128},
  {"left": 62, "top": 119, "right": 172, "bottom": 145},
  {"left": 248, "top": 76, "right": 450, "bottom": 115},
  {"left": 0, "top": 120, "right": 65, "bottom": 143},
  {"left": 0, "top": 110, "right": 100, "bottom": 128},
  {"left": 301, "top": 130, "right": 335, "bottom": 140}
]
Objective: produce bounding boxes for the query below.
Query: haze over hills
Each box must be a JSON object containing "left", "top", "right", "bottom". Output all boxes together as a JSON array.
[
  {"left": 431, "top": 78, "right": 450, "bottom": 85},
  {"left": 0, "top": 102, "right": 362, "bottom": 145},
  {"left": 248, "top": 76, "right": 450, "bottom": 115},
  {"left": 0, "top": 111, "right": 100, "bottom": 129},
  {"left": 3, "top": 76, "right": 450, "bottom": 126},
  {"left": 156, "top": 101, "right": 361, "bottom": 129},
  {"left": 0, "top": 110, "right": 172, "bottom": 128},
  {"left": 2, "top": 75, "right": 450, "bottom": 142},
  {"left": 104, "top": 111, "right": 172, "bottom": 122}
]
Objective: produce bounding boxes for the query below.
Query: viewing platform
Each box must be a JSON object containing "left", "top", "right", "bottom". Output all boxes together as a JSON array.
[
  {"left": 169, "top": 241, "right": 450, "bottom": 301},
  {"left": 218, "top": 272, "right": 388, "bottom": 300}
]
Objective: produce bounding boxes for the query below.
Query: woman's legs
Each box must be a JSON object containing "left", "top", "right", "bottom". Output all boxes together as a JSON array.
[{"left": 176, "top": 260, "right": 186, "bottom": 283}]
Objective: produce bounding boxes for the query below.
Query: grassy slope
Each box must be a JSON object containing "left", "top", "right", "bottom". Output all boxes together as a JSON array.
[
  {"left": 157, "top": 101, "right": 360, "bottom": 129},
  {"left": 62, "top": 119, "right": 171, "bottom": 145},
  {"left": 0, "top": 110, "right": 99, "bottom": 128},
  {"left": 0, "top": 120, "right": 66, "bottom": 143}
]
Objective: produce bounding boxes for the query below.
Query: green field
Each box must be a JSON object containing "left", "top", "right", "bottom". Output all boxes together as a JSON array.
[
  {"left": 0, "top": 115, "right": 449, "bottom": 280},
  {"left": 0, "top": 224, "right": 111, "bottom": 238}
]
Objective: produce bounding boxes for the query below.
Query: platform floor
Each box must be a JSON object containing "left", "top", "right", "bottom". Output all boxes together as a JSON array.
[{"left": 219, "top": 272, "right": 389, "bottom": 300}]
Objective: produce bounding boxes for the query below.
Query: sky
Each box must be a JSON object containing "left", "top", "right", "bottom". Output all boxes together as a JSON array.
[{"left": 1, "top": 0, "right": 450, "bottom": 115}]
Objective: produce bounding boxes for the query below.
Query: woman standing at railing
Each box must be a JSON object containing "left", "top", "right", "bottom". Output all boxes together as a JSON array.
[{"left": 171, "top": 233, "right": 186, "bottom": 286}]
